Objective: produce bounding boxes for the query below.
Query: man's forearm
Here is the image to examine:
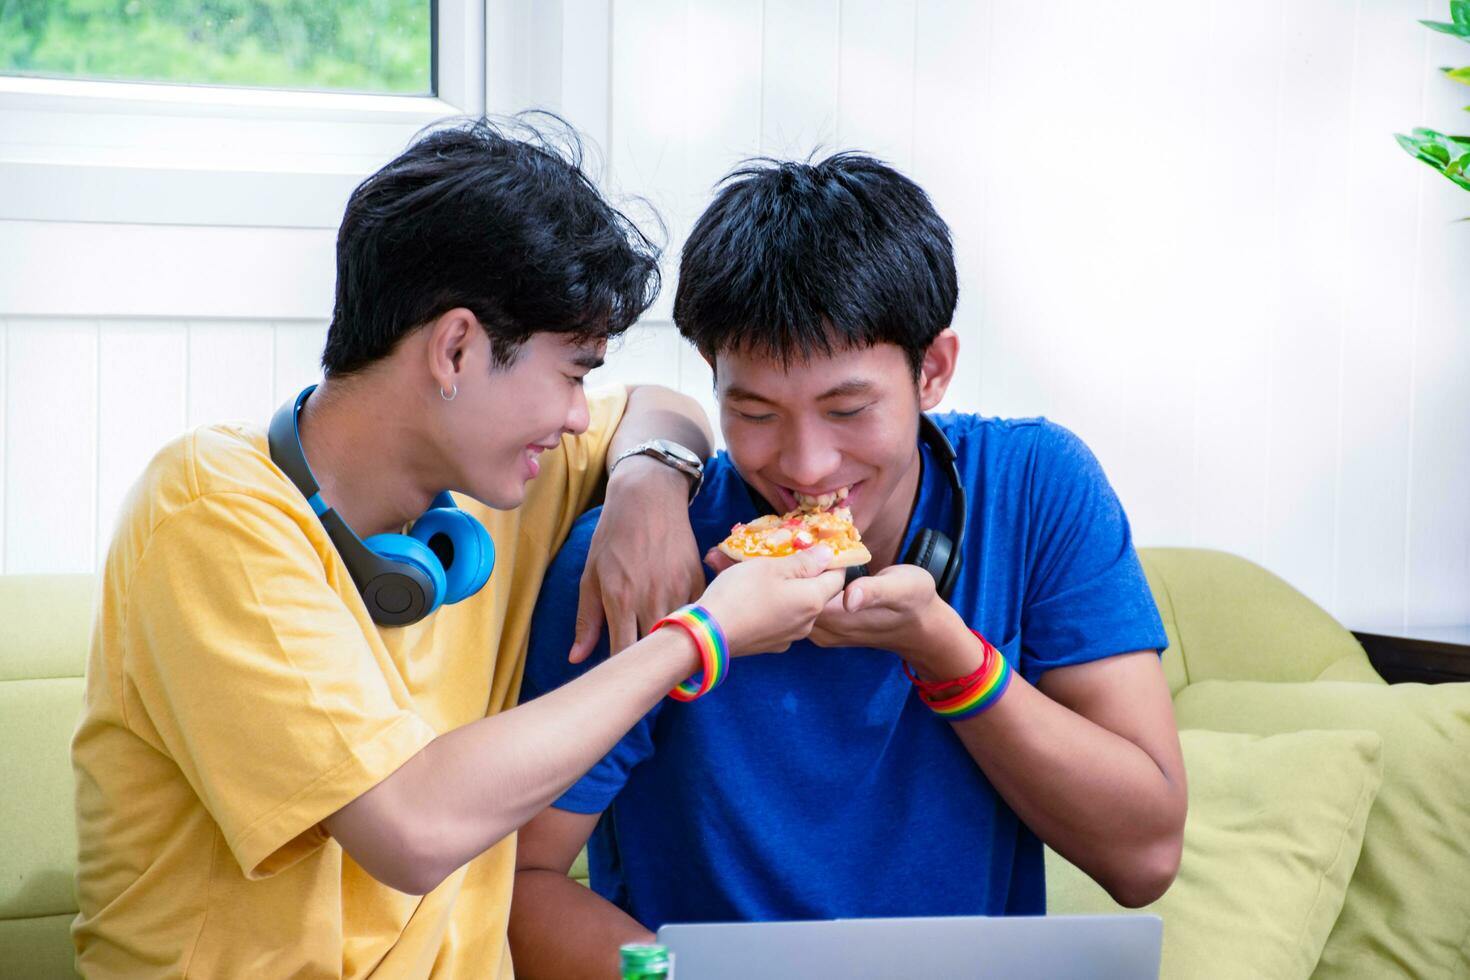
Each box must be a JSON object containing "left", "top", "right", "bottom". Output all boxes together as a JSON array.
[
  {"left": 607, "top": 385, "right": 714, "bottom": 466},
  {"left": 325, "top": 631, "right": 699, "bottom": 894},
  {"left": 903, "top": 610, "right": 1185, "bottom": 907},
  {"left": 951, "top": 673, "right": 1185, "bottom": 906},
  {"left": 510, "top": 871, "right": 652, "bottom": 980}
]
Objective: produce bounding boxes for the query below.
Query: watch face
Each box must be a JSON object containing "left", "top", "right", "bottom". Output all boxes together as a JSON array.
[{"left": 656, "top": 440, "right": 701, "bottom": 466}]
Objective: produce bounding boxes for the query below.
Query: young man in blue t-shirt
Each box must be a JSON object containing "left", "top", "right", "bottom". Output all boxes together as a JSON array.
[{"left": 509, "top": 153, "right": 1187, "bottom": 978}]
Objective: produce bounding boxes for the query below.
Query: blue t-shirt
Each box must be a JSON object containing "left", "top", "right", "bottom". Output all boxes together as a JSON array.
[{"left": 521, "top": 414, "right": 1166, "bottom": 929}]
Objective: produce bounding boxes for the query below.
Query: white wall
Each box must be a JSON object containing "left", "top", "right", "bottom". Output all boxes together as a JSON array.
[{"left": 2, "top": 0, "right": 1467, "bottom": 634}]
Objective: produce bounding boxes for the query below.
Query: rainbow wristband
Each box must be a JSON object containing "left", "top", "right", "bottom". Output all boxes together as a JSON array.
[
  {"left": 654, "top": 604, "right": 729, "bottom": 702},
  {"left": 917, "top": 630, "right": 1012, "bottom": 722}
]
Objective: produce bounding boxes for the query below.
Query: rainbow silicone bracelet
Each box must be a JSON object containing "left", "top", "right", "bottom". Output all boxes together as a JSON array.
[
  {"left": 654, "top": 604, "right": 729, "bottom": 702},
  {"left": 913, "top": 630, "right": 1012, "bottom": 722}
]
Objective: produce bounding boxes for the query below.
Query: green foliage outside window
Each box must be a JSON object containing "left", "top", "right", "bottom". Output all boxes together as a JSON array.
[
  {"left": 1396, "top": 0, "right": 1470, "bottom": 196},
  {"left": 0, "top": 0, "right": 432, "bottom": 95}
]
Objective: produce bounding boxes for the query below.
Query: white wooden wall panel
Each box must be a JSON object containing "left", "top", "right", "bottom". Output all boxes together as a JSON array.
[
  {"left": 1402, "top": 24, "right": 1470, "bottom": 629},
  {"left": 1262, "top": 0, "right": 1357, "bottom": 612},
  {"left": 0, "top": 220, "right": 337, "bottom": 320},
  {"left": 272, "top": 322, "right": 331, "bottom": 406},
  {"left": 5, "top": 321, "right": 99, "bottom": 573},
  {"left": 1406, "top": 175, "right": 1470, "bottom": 628},
  {"left": 1099, "top": 0, "right": 1210, "bottom": 550},
  {"left": 837, "top": 0, "right": 916, "bottom": 173},
  {"left": 187, "top": 321, "right": 277, "bottom": 428},
  {"left": 96, "top": 322, "right": 187, "bottom": 560},
  {"left": 3, "top": 0, "right": 1468, "bottom": 631},
  {"left": 686, "top": 0, "right": 763, "bottom": 196},
  {"left": 1188, "top": 0, "right": 1284, "bottom": 571},
  {"left": 610, "top": 0, "right": 689, "bottom": 323},
  {"left": 912, "top": 0, "right": 990, "bottom": 416},
  {"left": 761, "top": 1, "right": 839, "bottom": 159},
  {"left": 1334, "top": 0, "right": 1429, "bottom": 631}
]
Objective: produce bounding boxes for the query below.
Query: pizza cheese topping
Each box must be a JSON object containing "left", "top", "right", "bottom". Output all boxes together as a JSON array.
[{"left": 719, "top": 487, "right": 870, "bottom": 566}]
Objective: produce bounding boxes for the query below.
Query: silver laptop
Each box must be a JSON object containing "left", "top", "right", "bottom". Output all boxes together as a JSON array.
[{"left": 656, "top": 914, "right": 1162, "bottom": 979}]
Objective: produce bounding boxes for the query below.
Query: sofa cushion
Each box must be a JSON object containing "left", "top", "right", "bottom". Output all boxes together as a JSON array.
[
  {"left": 0, "top": 914, "right": 80, "bottom": 980},
  {"left": 1047, "top": 728, "right": 1383, "bottom": 980},
  {"left": 1138, "top": 550, "right": 1383, "bottom": 694},
  {"left": 1173, "top": 680, "right": 1470, "bottom": 979},
  {"left": 0, "top": 574, "right": 95, "bottom": 682},
  {"left": 0, "top": 677, "right": 84, "bottom": 919}
]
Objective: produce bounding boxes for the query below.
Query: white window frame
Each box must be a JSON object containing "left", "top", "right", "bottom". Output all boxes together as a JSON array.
[{"left": 0, "top": 0, "right": 486, "bottom": 230}]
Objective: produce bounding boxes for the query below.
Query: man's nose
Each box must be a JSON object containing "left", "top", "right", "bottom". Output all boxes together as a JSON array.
[
  {"left": 563, "top": 388, "right": 590, "bottom": 436},
  {"left": 778, "top": 429, "right": 842, "bottom": 489}
]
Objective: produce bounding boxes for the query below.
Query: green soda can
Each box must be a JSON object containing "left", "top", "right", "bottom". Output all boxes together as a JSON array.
[{"left": 619, "top": 942, "right": 673, "bottom": 979}]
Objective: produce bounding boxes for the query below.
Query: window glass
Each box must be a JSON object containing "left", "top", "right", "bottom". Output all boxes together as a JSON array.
[{"left": 0, "top": 0, "right": 433, "bottom": 96}]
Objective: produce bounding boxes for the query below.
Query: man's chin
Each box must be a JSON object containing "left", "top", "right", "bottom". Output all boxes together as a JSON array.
[{"left": 468, "top": 482, "right": 525, "bottom": 512}]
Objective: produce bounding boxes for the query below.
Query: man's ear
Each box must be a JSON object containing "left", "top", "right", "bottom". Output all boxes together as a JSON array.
[
  {"left": 426, "top": 308, "right": 478, "bottom": 391},
  {"left": 917, "top": 329, "right": 960, "bottom": 411}
]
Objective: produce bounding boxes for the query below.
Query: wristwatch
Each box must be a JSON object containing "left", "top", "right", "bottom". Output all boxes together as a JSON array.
[{"left": 611, "top": 439, "right": 705, "bottom": 500}]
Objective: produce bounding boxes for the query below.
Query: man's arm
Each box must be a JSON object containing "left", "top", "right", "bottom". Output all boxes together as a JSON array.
[
  {"left": 807, "top": 566, "right": 1185, "bottom": 908},
  {"left": 576, "top": 385, "right": 716, "bottom": 657},
  {"left": 919, "top": 609, "right": 1185, "bottom": 907},
  {"left": 322, "top": 630, "right": 700, "bottom": 895},
  {"left": 323, "top": 547, "right": 844, "bottom": 896},
  {"left": 510, "top": 807, "right": 651, "bottom": 980}
]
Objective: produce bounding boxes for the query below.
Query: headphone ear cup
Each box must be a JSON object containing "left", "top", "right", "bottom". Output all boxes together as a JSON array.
[
  {"left": 410, "top": 506, "right": 496, "bottom": 605},
  {"left": 361, "top": 533, "right": 447, "bottom": 617},
  {"left": 905, "top": 529, "right": 954, "bottom": 591}
]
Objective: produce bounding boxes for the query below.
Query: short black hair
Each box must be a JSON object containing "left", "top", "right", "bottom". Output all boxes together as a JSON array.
[
  {"left": 322, "top": 113, "right": 660, "bottom": 376},
  {"left": 672, "top": 152, "right": 957, "bottom": 376}
]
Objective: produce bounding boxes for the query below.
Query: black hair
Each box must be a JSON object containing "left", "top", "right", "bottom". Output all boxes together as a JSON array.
[
  {"left": 322, "top": 113, "right": 661, "bottom": 376},
  {"left": 672, "top": 152, "right": 957, "bottom": 376}
]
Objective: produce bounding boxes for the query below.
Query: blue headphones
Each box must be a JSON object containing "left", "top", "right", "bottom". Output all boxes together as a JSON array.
[{"left": 268, "top": 385, "right": 496, "bottom": 626}]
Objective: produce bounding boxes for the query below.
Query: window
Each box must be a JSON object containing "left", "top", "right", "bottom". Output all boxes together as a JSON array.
[
  {"left": 0, "top": 0, "right": 435, "bottom": 96},
  {"left": 0, "top": 0, "right": 484, "bottom": 233}
]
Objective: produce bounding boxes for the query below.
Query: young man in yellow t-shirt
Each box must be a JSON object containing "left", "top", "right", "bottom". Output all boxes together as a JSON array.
[{"left": 70, "top": 117, "right": 848, "bottom": 979}]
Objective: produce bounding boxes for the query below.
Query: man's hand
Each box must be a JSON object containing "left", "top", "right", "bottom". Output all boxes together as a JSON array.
[
  {"left": 699, "top": 547, "right": 846, "bottom": 657},
  {"left": 809, "top": 564, "right": 982, "bottom": 680},
  {"left": 571, "top": 456, "right": 704, "bottom": 662}
]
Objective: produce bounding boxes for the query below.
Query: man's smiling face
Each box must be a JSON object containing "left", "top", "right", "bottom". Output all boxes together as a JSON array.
[{"left": 715, "top": 340, "right": 928, "bottom": 553}]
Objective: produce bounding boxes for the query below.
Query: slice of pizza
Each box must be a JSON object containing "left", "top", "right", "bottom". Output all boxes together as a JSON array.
[{"left": 718, "top": 494, "right": 871, "bottom": 568}]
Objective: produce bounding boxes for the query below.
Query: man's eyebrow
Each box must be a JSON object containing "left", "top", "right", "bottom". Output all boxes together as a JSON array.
[
  {"left": 815, "top": 378, "right": 875, "bottom": 400},
  {"left": 722, "top": 385, "right": 776, "bottom": 404},
  {"left": 571, "top": 352, "right": 605, "bottom": 370}
]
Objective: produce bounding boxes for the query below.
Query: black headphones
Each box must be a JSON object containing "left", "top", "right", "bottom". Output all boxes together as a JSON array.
[
  {"left": 745, "top": 414, "right": 967, "bottom": 600},
  {"left": 268, "top": 385, "right": 496, "bottom": 627}
]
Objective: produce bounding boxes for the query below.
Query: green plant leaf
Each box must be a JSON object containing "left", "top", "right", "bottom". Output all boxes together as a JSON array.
[
  {"left": 1396, "top": 132, "right": 1425, "bottom": 155},
  {"left": 1454, "top": 0, "right": 1470, "bottom": 26},
  {"left": 1398, "top": 132, "right": 1445, "bottom": 168},
  {"left": 1421, "top": 18, "right": 1470, "bottom": 37},
  {"left": 1441, "top": 66, "right": 1470, "bottom": 83}
]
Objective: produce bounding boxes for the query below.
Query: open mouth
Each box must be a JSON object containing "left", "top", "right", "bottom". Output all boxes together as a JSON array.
[{"left": 775, "top": 483, "right": 857, "bottom": 513}]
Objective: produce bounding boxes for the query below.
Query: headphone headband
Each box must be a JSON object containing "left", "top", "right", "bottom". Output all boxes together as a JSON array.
[{"left": 916, "top": 414, "right": 967, "bottom": 600}]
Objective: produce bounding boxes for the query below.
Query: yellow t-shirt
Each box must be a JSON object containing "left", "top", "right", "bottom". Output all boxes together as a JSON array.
[{"left": 72, "top": 386, "right": 628, "bottom": 979}]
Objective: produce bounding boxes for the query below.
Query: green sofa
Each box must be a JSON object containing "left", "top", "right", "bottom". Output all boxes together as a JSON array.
[
  {"left": 5, "top": 552, "right": 1467, "bottom": 979},
  {"left": 1047, "top": 549, "right": 1470, "bottom": 979},
  {"left": 2, "top": 575, "right": 95, "bottom": 980}
]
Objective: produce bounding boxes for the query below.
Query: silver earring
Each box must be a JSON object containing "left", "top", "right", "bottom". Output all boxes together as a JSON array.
[{"left": 441, "top": 384, "right": 457, "bottom": 402}]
